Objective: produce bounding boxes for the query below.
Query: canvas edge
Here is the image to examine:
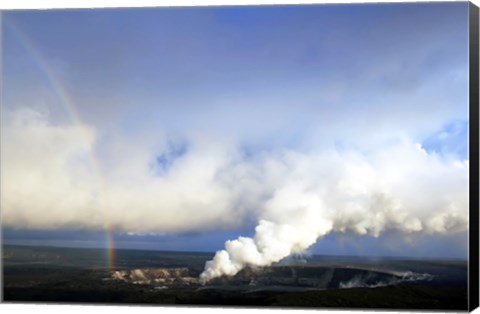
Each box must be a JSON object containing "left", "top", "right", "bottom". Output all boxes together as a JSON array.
[
  {"left": 0, "top": 2, "right": 477, "bottom": 312},
  {"left": 469, "top": 1, "right": 480, "bottom": 312}
]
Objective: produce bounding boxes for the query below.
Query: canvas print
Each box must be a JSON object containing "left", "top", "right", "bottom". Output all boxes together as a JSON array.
[{"left": 1, "top": 2, "right": 477, "bottom": 311}]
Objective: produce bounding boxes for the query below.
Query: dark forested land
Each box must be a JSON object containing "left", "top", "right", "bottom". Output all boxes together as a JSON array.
[{"left": 2, "top": 245, "right": 468, "bottom": 310}]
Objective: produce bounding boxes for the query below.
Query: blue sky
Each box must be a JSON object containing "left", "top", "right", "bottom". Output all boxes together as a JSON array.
[{"left": 1, "top": 3, "right": 470, "bottom": 258}]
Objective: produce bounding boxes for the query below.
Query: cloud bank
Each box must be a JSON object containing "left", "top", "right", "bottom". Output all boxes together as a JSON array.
[{"left": 1, "top": 107, "right": 468, "bottom": 270}]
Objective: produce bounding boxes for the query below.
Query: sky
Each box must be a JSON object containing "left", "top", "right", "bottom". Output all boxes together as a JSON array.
[{"left": 0, "top": 2, "right": 471, "bottom": 259}]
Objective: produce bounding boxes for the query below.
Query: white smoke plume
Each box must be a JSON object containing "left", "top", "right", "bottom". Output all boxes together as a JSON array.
[{"left": 200, "top": 145, "right": 468, "bottom": 282}]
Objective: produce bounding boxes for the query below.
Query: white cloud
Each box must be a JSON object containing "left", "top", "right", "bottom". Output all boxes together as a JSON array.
[{"left": 1, "top": 108, "right": 102, "bottom": 229}]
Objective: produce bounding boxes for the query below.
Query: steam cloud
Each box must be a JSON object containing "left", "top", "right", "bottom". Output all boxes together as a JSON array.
[{"left": 200, "top": 146, "right": 468, "bottom": 282}]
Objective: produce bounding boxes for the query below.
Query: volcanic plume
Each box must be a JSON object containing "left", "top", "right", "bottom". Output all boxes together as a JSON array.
[{"left": 200, "top": 146, "right": 468, "bottom": 283}]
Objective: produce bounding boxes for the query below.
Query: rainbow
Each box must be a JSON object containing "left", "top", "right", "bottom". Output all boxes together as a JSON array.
[{"left": 4, "top": 17, "right": 116, "bottom": 270}]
